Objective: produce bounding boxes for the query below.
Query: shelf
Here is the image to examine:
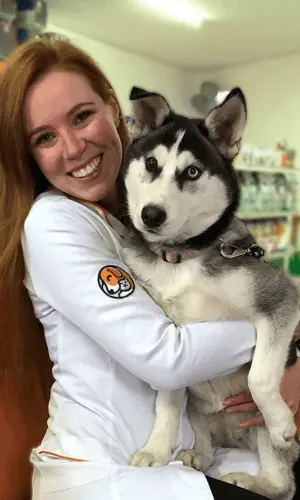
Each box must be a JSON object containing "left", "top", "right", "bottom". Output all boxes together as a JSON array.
[
  {"left": 238, "top": 211, "right": 294, "bottom": 220},
  {"left": 235, "top": 165, "right": 300, "bottom": 175}
]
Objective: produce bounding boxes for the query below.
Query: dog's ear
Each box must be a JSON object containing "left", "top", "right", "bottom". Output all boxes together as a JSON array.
[
  {"left": 129, "top": 86, "right": 172, "bottom": 139},
  {"left": 204, "top": 88, "right": 247, "bottom": 160}
]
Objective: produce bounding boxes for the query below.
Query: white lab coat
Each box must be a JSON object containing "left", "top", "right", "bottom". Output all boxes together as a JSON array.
[{"left": 22, "top": 190, "right": 259, "bottom": 499}]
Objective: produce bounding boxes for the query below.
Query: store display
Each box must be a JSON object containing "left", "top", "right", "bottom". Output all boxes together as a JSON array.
[
  {"left": 276, "top": 140, "right": 296, "bottom": 168},
  {"left": 236, "top": 142, "right": 297, "bottom": 169},
  {"left": 289, "top": 252, "right": 300, "bottom": 276},
  {"left": 243, "top": 218, "right": 289, "bottom": 254},
  {"left": 236, "top": 170, "right": 297, "bottom": 214},
  {"left": 234, "top": 141, "right": 300, "bottom": 272}
]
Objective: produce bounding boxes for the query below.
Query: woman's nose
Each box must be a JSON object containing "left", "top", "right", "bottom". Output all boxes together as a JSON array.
[{"left": 62, "top": 129, "right": 85, "bottom": 159}]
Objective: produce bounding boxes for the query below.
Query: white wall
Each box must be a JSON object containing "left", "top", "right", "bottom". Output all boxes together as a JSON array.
[
  {"left": 191, "top": 52, "right": 300, "bottom": 156},
  {"left": 47, "top": 24, "right": 195, "bottom": 116},
  {"left": 47, "top": 24, "right": 300, "bottom": 157}
]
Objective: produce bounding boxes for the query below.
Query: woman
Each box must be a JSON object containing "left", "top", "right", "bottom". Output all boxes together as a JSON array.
[{"left": 0, "top": 36, "right": 299, "bottom": 500}]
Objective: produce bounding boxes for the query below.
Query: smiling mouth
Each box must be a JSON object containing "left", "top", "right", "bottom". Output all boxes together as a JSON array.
[{"left": 69, "top": 153, "right": 103, "bottom": 179}]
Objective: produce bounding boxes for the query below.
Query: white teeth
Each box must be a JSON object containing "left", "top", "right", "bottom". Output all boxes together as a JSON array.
[{"left": 71, "top": 154, "right": 102, "bottom": 178}]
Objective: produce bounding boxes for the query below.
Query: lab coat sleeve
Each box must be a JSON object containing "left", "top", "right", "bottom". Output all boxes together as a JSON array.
[{"left": 22, "top": 196, "right": 256, "bottom": 391}]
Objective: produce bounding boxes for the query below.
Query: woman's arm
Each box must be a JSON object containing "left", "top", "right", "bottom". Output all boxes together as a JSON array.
[{"left": 22, "top": 195, "right": 256, "bottom": 391}]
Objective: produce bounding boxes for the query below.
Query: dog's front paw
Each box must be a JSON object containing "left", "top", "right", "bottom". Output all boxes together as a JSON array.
[
  {"left": 268, "top": 416, "right": 296, "bottom": 449},
  {"left": 130, "top": 448, "right": 170, "bottom": 467},
  {"left": 176, "top": 449, "right": 206, "bottom": 471}
]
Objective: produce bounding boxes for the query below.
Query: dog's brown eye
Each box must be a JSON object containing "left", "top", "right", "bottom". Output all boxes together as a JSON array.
[
  {"left": 186, "top": 165, "right": 201, "bottom": 180},
  {"left": 145, "top": 157, "right": 158, "bottom": 172}
]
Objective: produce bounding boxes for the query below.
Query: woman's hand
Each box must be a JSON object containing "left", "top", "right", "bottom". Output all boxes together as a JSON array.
[{"left": 223, "top": 358, "right": 300, "bottom": 428}]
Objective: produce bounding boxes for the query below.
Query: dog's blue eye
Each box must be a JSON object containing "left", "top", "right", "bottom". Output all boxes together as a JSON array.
[
  {"left": 186, "top": 166, "right": 202, "bottom": 179},
  {"left": 145, "top": 157, "right": 158, "bottom": 172}
]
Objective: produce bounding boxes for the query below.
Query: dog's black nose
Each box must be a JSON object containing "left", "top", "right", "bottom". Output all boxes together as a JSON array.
[{"left": 141, "top": 205, "right": 166, "bottom": 228}]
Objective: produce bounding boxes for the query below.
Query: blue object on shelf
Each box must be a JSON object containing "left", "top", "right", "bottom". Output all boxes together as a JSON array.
[
  {"left": 17, "top": 28, "right": 29, "bottom": 43},
  {"left": 16, "top": 0, "right": 36, "bottom": 44},
  {"left": 17, "top": 0, "right": 36, "bottom": 11}
]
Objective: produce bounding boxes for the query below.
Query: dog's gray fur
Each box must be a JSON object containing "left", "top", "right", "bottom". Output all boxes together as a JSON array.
[{"left": 122, "top": 86, "right": 300, "bottom": 499}]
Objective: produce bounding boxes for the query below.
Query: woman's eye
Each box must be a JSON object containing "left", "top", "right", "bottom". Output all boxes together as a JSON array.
[
  {"left": 35, "top": 132, "right": 56, "bottom": 146},
  {"left": 186, "top": 165, "right": 202, "bottom": 180},
  {"left": 74, "top": 109, "right": 95, "bottom": 125}
]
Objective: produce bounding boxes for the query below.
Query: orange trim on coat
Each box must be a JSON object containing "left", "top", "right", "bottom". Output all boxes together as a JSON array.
[
  {"left": 80, "top": 200, "right": 111, "bottom": 226},
  {"left": 39, "top": 451, "right": 87, "bottom": 462}
]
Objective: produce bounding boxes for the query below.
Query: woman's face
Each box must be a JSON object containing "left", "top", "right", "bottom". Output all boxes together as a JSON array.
[{"left": 24, "top": 70, "right": 122, "bottom": 204}]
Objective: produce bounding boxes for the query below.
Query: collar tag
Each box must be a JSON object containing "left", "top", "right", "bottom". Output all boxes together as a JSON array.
[
  {"left": 161, "top": 249, "right": 202, "bottom": 264},
  {"left": 162, "top": 250, "right": 182, "bottom": 264}
]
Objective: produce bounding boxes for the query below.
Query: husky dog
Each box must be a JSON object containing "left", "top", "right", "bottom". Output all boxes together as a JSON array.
[{"left": 122, "top": 86, "right": 300, "bottom": 499}]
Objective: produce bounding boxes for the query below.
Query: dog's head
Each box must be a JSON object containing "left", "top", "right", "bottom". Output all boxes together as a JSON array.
[{"left": 123, "top": 86, "right": 247, "bottom": 247}]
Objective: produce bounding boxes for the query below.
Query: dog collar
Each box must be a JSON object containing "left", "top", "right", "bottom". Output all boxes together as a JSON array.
[
  {"left": 161, "top": 249, "right": 201, "bottom": 264},
  {"left": 161, "top": 242, "right": 264, "bottom": 264}
]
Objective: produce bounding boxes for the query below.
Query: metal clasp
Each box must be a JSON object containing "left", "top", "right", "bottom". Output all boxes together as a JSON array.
[
  {"left": 220, "top": 243, "right": 247, "bottom": 259},
  {"left": 220, "top": 242, "right": 265, "bottom": 260}
]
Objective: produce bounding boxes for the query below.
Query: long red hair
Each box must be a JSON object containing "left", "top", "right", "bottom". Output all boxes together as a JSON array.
[{"left": 0, "top": 36, "right": 130, "bottom": 499}]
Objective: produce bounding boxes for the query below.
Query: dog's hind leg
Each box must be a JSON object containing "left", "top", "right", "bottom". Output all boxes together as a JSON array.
[
  {"left": 220, "top": 428, "right": 298, "bottom": 499},
  {"left": 130, "top": 389, "right": 184, "bottom": 467},
  {"left": 247, "top": 313, "right": 299, "bottom": 450}
]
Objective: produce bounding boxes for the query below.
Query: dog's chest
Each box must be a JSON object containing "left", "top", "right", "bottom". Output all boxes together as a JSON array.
[{"left": 129, "top": 255, "right": 254, "bottom": 324}]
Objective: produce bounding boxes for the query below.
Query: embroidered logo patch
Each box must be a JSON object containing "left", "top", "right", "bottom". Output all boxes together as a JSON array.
[{"left": 98, "top": 266, "right": 135, "bottom": 299}]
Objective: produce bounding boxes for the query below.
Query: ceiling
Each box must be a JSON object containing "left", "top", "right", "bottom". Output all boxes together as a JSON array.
[{"left": 47, "top": 0, "right": 300, "bottom": 72}]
